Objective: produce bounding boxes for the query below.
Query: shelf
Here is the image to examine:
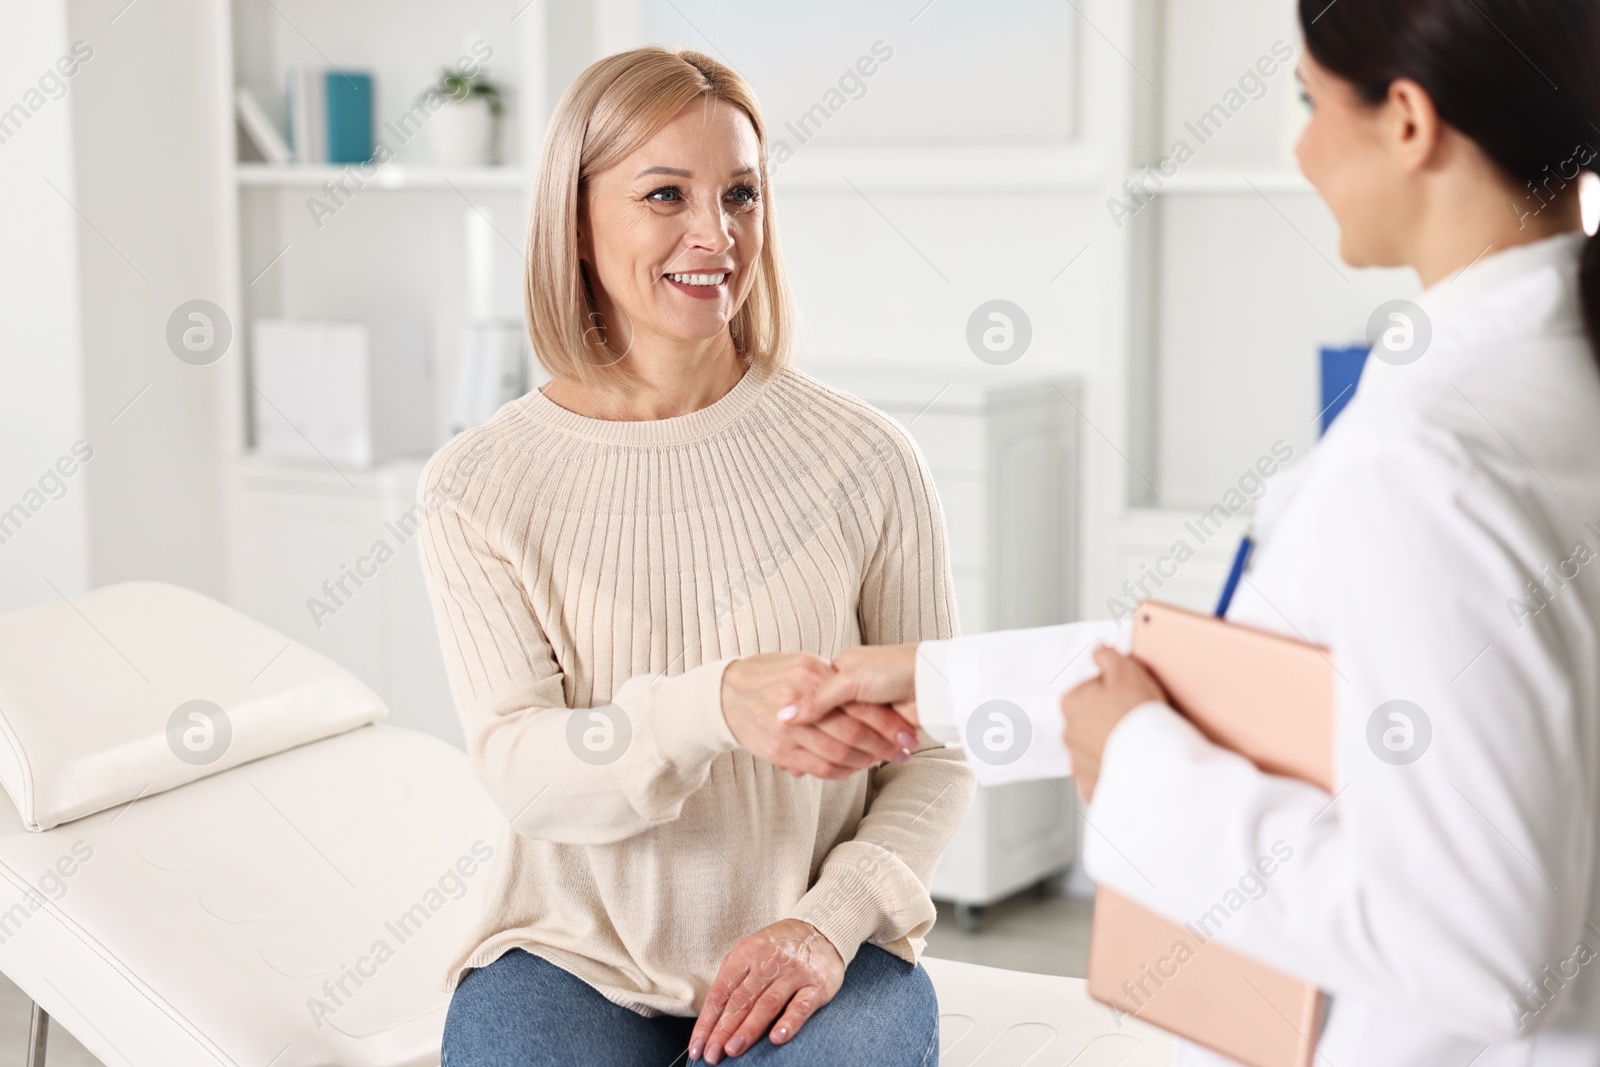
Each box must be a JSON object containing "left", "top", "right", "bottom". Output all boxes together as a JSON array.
[
  {"left": 235, "top": 163, "right": 533, "bottom": 192},
  {"left": 1124, "top": 168, "right": 1313, "bottom": 195}
]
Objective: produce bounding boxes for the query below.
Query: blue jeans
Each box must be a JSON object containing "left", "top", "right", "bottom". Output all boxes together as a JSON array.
[{"left": 442, "top": 945, "right": 940, "bottom": 1066}]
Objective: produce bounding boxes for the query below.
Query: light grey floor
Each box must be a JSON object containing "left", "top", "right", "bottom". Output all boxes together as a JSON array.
[
  {"left": 0, "top": 887, "right": 1091, "bottom": 1064},
  {"left": 924, "top": 886, "right": 1094, "bottom": 978}
]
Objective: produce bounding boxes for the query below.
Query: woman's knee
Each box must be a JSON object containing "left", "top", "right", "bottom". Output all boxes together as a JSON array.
[
  {"left": 443, "top": 951, "right": 556, "bottom": 1060},
  {"left": 844, "top": 945, "right": 939, "bottom": 1025},
  {"left": 737, "top": 946, "right": 939, "bottom": 1065},
  {"left": 444, "top": 950, "right": 689, "bottom": 1066}
]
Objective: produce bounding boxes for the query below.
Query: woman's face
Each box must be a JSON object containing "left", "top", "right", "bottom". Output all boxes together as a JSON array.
[
  {"left": 1294, "top": 52, "right": 1412, "bottom": 269},
  {"left": 578, "top": 97, "right": 764, "bottom": 355}
]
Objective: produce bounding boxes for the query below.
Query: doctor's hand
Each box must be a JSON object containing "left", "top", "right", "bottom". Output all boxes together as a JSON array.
[
  {"left": 782, "top": 644, "right": 921, "bottom": 730},
  {"left": 690, "top": 918, "right": 845, "bottom": 1063},
  {"left": 1061, "top": 646, "right": 1167, "bottom": 803},
  {"left": 722, "top": 654, "right": 917, "bottom": 779}
]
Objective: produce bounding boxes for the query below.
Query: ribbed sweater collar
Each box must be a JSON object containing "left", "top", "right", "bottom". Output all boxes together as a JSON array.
[{"left": 512, "top": 365, "right": 776, "bottom": 447}]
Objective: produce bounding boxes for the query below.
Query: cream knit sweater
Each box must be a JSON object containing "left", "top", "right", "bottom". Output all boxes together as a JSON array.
[{"left": 416, "top": 365, "right": 975, "bottom": 1017}]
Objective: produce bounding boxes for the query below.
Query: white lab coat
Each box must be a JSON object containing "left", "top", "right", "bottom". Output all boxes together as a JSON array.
[{"left": 923, "top": 231, "right": 1600, "bottom": 1064}]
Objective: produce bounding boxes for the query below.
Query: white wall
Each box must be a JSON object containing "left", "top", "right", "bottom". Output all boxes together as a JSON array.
[
  {"left": 1145, "top": 1, "right": 1418, "bottom": 512},
  {"left": 67, "top": 0, "right": 235, "bottom": 598},
  {"left": 0, "top": 0, "right": 93, "bottom": 611}
]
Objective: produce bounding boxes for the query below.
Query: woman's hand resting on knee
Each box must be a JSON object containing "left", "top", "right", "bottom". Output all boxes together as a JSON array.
[
  {"left": 721, "top": 654, "right": 920, "bottom": 779},
  {"left": 689, "top": 917, "right": 845, "bottom": 1063}
]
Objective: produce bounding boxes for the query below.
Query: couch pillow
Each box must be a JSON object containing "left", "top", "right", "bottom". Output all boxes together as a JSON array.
[{"left": 0, "top": 581, "right": 386, "bottom": 831}]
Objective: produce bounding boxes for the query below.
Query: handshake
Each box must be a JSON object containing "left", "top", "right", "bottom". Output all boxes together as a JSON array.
[
  {"left": 718, "top": 645, "right": 923, "bottom": 780},
  {"left": 717, "top": 632, "right": 1167, "bottom": 799}
]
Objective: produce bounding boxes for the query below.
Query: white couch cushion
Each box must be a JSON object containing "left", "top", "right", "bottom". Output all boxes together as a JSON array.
[
  {"left": 921, "top": 956, "right": 1174, "bottom": 1065},
  {"left": 0, "top": 724, "right": 500, "bottom": 1067},
  {"left": 0, "top": 581, "right": 385, "bottom": 831}
]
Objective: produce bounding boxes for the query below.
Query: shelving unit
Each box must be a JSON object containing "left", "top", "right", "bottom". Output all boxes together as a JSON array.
[
  {"left": 235, "top": 162, "right": 535, "bottom": 191},
  {"left": 1136, "top": 167, "right": 1313, "bottom": 195},
  {"left": 219, "top": 0, "right": 550, "bottom": 740}
]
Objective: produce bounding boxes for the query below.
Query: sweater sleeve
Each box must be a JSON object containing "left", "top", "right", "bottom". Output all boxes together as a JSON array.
[
  {"left": 785, "top": 426, "right": 977, "bottom": 965},
  {"left": 416, "top": 450, "right": 739, "bottom": 846}
]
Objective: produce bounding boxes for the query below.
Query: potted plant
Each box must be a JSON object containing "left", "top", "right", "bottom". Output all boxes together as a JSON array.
[{"left": 426, "top": 68, "right": 505, "bottom": 166}]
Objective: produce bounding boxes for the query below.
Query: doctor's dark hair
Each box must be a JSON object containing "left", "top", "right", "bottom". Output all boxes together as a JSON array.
[{"left": 1299, "top": 0, "right": 1600, "bottom": 366}]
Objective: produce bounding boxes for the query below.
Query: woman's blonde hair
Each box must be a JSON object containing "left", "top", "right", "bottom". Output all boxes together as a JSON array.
[{"left": 525, "top": 46, "right": 796, "bottom": 384}]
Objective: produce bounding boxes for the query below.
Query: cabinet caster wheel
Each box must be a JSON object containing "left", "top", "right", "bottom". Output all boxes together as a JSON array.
[{"left": 954, "top": 902, "right": 987, "bottom": 933}]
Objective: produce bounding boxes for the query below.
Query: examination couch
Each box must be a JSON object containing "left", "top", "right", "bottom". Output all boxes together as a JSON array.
[{"left": 0, "top": 581, "right": 1172, "bottom": 1066}]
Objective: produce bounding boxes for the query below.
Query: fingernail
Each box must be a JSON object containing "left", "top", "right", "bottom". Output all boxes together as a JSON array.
[
  {"left": 897, "top": 731, "right": 917, "bottom": 748},
  {"left": 689, "top": 1039, "right": 704, "bottom": 1060},
  {"left": 774, "top": 1025, "right": 788, "bottom": 1041},
  {"left": 727, "top": 1036, "right": 747, "bottom": 1055},
  {"left": 777, "top": 705, "right": 797, "bottom": 722},
  {"left": 707, "top": 1042, "right": 722, "bottom": 1064},
  {"left": 893, "top": 748, "right": 911, "bottom": 764}
]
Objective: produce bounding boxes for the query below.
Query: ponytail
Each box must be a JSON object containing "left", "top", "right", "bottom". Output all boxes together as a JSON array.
[{"left": 1582, "top": 226, "right": 1600, "bottom": 371}]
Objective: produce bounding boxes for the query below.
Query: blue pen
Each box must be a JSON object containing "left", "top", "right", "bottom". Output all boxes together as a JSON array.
[{"left": 1215, "top": 529, "right": 1255, "bottom": 618}]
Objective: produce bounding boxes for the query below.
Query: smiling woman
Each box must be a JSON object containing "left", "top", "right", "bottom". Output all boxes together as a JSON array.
[
  {"left": 419, "top": 46, "right": 974, "bottom": 1067},
  {"left": 525, "top": 47, "right": 794, "bottom": 395}
]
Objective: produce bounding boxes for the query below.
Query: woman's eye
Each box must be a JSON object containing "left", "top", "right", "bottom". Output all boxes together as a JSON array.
[
  {"left": 726, "top": 185, "right": 760, "bottom": 208},
  {"left": 646, "top": 186, "right": 682, "bottom": 203},
  {"left": 1298, "top": 88, "right": 1313, "bottom": 110}
]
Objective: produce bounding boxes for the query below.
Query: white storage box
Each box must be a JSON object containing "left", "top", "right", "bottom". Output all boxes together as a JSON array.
[{"left": 251, "top": 319, "right": 433, "bottom": 467}]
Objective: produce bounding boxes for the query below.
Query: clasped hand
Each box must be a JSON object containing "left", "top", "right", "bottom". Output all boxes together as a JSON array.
[
  {"left": 719, "top": 646, "right": 920, "bottom": 780},
  {"left": 727, "top": 641, "right": 1169, "bottom": 803}
]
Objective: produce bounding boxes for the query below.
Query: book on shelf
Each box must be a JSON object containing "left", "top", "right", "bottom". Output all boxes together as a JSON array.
[
  {"left": 286, "top": 67, "right": 322, "bottom": 164},
  {"left": 286, "top": 67, "right": 374, "bottom": 165},
  {"left": 324, "top": 72, "right": 373, "bottom": 165},
  {"left": 234, "top": 86, "right": 291, "bottom": 165}
]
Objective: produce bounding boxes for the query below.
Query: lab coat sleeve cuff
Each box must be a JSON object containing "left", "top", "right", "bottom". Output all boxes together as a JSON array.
[
  {"left": 1082, "top": 700, "right": 1194, "bottom": 890},
  {"left": 913, "top": 640, "right": 961, "bottom": 745}
]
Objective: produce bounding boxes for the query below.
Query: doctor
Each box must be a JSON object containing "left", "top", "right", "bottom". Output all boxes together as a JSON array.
[{"left": 801, "top": 0, "right": 1600, "bottom": 1061}]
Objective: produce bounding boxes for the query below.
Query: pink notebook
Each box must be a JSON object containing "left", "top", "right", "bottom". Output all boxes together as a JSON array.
[{"left": 1085, "top": 601, "right": 1334, "bottom": 1067}]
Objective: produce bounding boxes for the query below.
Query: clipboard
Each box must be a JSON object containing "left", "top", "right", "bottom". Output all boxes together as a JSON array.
[{"left": 1085, "top": 601, "right": 1334, "bottom": 1067}]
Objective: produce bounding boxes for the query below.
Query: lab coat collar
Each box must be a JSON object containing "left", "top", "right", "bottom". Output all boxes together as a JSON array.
[
  {"left": 1353, "top": 230, "right": 1588, "bottom": 413},
  {"left": 1415, "top": 229, "right": 1587, "bottom": 327}
]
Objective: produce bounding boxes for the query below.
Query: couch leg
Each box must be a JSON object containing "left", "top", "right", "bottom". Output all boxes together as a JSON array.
[{"left": 26, "top": 1001, "right": 47, "bottom": 1067}]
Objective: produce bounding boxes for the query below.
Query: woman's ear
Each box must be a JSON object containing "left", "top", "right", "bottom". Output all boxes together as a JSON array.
[
  {"left": 575, "top": 197, "right": 593, "bottom": 265},
  {"left": 1386, "top": 77, "right": 1444, "bottom": 174}
]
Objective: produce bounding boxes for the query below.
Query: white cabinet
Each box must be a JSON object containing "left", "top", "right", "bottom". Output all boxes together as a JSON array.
[
  {"left": 225, "top": 455, "right": 463, "bottom": 747},
  {"left": 810, "top": 367, "right": 1083, "bottom": 925}
]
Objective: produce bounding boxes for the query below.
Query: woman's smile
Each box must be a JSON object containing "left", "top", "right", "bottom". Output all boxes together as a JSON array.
[{"left": 663, "top": 269, "right": 733, "bottom": 300}]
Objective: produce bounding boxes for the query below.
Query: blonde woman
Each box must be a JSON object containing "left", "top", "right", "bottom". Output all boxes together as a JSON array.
[{"left": 417, "top": 47, "right": 974, "bottom": 1066}]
